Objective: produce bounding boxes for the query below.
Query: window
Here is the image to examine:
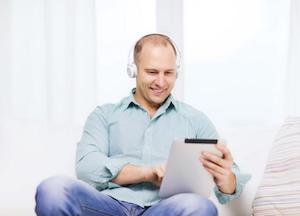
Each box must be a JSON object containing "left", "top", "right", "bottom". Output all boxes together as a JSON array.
[
  {"left": 183, "top": 0, "right": 290, "bottom": 128},
  {"left": 96, "top": 0, "right": 156, "bottom": 103}
]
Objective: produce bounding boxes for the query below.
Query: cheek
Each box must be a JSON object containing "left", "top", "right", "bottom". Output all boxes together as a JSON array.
[
  {"left": 167, "top": 78, "right": 176, "bottom": 87},
  {"left": 142, "top": 77, "right": 157, "bottom": 87},
  {"left": 137, "top": 76, "right": 149, "bottom": 86}
]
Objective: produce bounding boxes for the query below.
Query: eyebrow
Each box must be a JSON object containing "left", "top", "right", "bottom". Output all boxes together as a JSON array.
[{"left": 144, "top": 68, "right": 176, "bottom": 72}]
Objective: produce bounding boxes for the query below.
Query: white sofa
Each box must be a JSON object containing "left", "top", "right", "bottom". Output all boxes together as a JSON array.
[
  {"left": 210, "top": 124, "right": 281, "bottom": 216},
  {"left": 212, "top": 117, "right": 300, "bottom": 216},
  {"left": 2, "top": 118, "right": 296, "bottom": 215}
]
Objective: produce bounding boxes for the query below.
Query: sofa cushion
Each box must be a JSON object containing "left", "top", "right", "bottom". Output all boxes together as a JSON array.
[{"left": 252, "top": 117, "right": 300, "bottom": 215}]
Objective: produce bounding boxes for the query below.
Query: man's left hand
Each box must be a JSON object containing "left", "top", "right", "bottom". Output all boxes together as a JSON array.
[{"left": 199, "top": 143, "right": 236, "bottom": 194}]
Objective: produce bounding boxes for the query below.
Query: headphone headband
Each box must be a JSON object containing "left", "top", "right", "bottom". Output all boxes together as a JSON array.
[{"left": 127, "top": 33, "right": 181, "bottom": 78}]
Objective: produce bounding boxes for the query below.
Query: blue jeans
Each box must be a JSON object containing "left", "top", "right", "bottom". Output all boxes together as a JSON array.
[{"left": 35, "top": 176, "right": 218, "bottom": 216}]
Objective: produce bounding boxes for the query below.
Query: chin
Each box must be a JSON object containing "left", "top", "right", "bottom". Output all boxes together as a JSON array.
[{"left": 150, "top": 96, "right": 167, "bottom": 105}]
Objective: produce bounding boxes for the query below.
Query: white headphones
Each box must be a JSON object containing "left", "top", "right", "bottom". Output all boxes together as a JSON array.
[{"left": 127, "top": 33, "right": 181, "bottom": 78}]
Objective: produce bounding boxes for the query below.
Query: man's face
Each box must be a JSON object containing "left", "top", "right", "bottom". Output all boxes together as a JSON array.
[{"left": 135, "top": 43, "right": 177, "bottom": 110}]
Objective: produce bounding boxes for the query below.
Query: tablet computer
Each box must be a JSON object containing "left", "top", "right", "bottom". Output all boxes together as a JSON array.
[{"left": 159, "top": 138, "right": 224, "bottom": 199}]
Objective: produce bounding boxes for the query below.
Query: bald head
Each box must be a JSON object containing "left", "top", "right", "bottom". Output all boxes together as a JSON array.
[{"left": 133, "top": 34, "right": 177, "bottom": 65}]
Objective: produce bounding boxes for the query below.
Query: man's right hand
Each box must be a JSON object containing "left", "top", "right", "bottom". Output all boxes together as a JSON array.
[
  {"left": 143, "top": 164, "right": 166, "bottom": 187},
  {"left": 111, "top": 163, "right": 166, "bottom": 187}
]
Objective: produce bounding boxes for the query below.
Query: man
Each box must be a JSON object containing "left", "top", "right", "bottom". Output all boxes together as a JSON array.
[{"left": 35, "top": 34, "right": 250, "bottom": 216}]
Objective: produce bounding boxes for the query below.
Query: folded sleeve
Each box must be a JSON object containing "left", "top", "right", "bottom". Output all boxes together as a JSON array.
[
  {"left": 75, "top": 105, "right": 137, "bottom": 190},
  {"left": 214, "top": 163, "right": 251, "bottom": 204}
]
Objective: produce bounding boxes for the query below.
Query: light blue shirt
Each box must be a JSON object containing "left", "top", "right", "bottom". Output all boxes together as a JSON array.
[{"left": 76, "top": 89, "right": 250, "bottom": 207}]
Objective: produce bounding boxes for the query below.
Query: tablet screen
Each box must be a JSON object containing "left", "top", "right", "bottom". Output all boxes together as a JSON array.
[{"left": 159, "top": 139, "right": 223, "bottom": 198}]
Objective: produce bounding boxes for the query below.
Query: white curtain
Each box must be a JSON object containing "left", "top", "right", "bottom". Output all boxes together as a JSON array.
[
  {"left": 0, "top": 0, "right": 98, "bottom": 214},
  {"left": 0, "top": 0, "right": 156, "bottom": 214},
  {"left": 0, "top": 0, "right": 97, "bottom": 125},
  {"left": 286, "top": 0, "right": 300, "bottom": 116}
]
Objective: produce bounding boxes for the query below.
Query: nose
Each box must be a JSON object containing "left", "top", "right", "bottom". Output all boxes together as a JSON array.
[{"left": 155, "top": 73, "right": 166, "bottom": 87}]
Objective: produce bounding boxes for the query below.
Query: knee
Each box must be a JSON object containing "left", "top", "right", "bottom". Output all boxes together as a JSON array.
[
  {"left": 35, "top": 176, "right": 74, "bottom": 214},
  {"left": 36, "top": 175, "right": 72, "bottom": 199},
  {"left": 170, "top": 194, "right": 218, "bottom": 216},
  {"left": 194, "top": 196, "right": 218, "bottom": 215}
]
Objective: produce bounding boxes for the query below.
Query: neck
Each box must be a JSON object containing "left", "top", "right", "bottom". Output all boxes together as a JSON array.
[{"left": 134, "top": 92, "right": 160, "bottom": 117}]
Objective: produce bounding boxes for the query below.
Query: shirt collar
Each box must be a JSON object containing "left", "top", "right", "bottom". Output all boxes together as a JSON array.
[{"left": 122, "top": 88, "right": 178, "bottom": 112}]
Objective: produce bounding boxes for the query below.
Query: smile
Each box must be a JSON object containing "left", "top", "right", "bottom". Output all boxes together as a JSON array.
[{"left": 150, "top": 88, "right": 164, "bottom": 95}]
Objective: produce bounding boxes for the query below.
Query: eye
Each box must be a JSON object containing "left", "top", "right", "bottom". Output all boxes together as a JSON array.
[
  {"left": 165, "top": 71, "right": 175, "bottom": 76},
  {"left": 146, "top": 70, "right": 158, "bottom": 75}
]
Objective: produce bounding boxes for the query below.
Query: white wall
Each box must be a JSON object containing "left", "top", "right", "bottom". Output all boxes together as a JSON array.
[{"left": 184, "top": 0, "right": 290, "bottom": 129}]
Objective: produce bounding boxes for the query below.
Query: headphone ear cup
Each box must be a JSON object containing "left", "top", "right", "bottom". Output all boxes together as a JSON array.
[
  {"left": 175, "top": 64, "right": 180, "bottom": 78},
  {"left": 127, "top": 63, "right": 137, "bottom": 78}
]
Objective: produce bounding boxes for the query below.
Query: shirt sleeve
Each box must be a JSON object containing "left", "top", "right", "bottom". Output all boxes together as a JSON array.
[
  {"left": 214, "top": 163, "right": 251, "bottom": 204},
  {"left": 75, "top": 105, "right": 138, "bottom": 190},
  {"left": 195, "top": 111, "right": 219, "bottom": 139}
]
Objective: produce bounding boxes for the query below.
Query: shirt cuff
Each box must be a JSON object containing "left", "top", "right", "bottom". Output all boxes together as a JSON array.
[
  {"left": 214, "top": 166, "right": 251, "bottom": 204},
  {"left": 105, "top": 157, "right": 131, "bottom": 179},
  {"left": 105, "top": 156, "right": 141, "bottom": 179}
]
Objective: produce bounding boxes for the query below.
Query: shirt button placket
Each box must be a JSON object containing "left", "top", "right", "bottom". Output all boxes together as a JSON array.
[{"left": 143, "top": 124, "right": 152, "bottom": 162}]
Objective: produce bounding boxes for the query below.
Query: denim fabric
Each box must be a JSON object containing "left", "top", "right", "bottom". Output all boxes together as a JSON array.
[{"left": 35, "top": 176, "right": 218, "bottom": 216}]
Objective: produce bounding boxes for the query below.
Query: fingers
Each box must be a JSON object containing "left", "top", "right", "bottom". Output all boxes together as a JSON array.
[
  {"left": 201, "top": 157, "right": 235, "bottom": 189},
  {"left": 200, "top": 156, "right": 226, "bottom": 175},
  {"left": 204, "top": 167, "right": 224, "bottom": 186},
  {"left": 199, "top": 144, "right": 237, "bottom": 194},
  {"left": 156, "top": 166, "right": 164, "bottom": 179},
  {"left": 201, "top": 152, "right": 232, "bottom": 170},
  {"left": 202, "top": 151, "right": 224, "bottom": 166},
  {"left": 160, "top": 163, "right": 166, "bottom": 173},
  {"left": 216, "top": 143, "right": 233, "bottom": 161},
  {"left": 151, "top": 164, "right": 166, "bottom": 186},
  {"left": 201, "top": 144, "right": 233, "bottom": 168},
  {"left": 199, "top": 145, "right": 233, "bottom": 178}
]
